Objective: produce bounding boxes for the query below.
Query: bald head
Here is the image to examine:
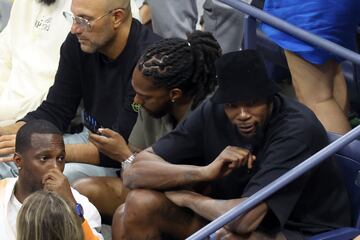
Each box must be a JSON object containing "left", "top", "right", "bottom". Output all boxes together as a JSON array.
[
  {"left": 107, "top": 0, "right": 131, "bottom": 12},
  {"left": 71, "top": 0, "right": 131, "bottom": 15}
]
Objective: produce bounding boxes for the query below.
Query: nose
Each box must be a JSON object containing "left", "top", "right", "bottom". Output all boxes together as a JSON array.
[
  {"left": 48, "top": 159, "right": 62, "bottom": 171},
  {"left": 70, "top": 22, "right": 83, "bottom": 34},
  {"left": 238, "top": 106, "right": 251, "bottom": 120}
]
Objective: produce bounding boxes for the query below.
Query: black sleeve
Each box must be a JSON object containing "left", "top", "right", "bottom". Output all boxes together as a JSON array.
[
  {"left": 111, "top": 75, "right": 137, "bottom": 140},
  {"left": 21, "top": 33, "right": 82, "bottom": 132},
  {"left": 152, "top": 102, "right": 207, "bottom": 165},
  {"left": 242, "top": 137, "right": 314, "bottom": 228}
]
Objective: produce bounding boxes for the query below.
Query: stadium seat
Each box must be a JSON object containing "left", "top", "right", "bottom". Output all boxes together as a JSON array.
[{"left": 308, "top": 132, "right": 360, "bottom": 240}]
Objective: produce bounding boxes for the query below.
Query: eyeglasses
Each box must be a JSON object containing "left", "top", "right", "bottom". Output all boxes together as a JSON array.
[{"left": 63, "top": 8, "right": 118, "bottom": 31}]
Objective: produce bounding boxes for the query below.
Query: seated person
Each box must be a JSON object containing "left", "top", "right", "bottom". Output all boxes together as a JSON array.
[
  {"left": 116, "top": 50, "right": 351, "bottom": 240},
  {"left": 0, "top": 0, "right": 71, "bottom": 127},
  {"left": 17, "top": 191, "right": 85, "bottom": 240},
  {"left": 0, "top": 120, "right": 102, "bottom": 240},
  {"left": 0, "top": 0, "right": 161, "bottom": 181},
  {"left": 73, "top": 30, "right": 221, "bottom": 219},
  {"left": 262, "top": 0, "right": 360, "bottom": 134}
]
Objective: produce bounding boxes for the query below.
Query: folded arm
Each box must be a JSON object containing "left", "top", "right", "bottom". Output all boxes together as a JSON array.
[
  {"left": 166, "top": 190, "right": 268, "bottom": 235},
  {"left": 123, "top": 147, "right": 209, "bottom": 190},
  {"left": 124, "top": 145, "right": 255, "bottom": 190}
]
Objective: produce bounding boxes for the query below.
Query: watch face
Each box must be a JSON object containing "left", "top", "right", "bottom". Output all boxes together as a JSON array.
[{"left": 75, "top": 203, "right": 84, "bottom": 218}]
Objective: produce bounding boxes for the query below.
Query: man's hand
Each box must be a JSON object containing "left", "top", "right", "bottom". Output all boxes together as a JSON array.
[
  {"left": 0, "top": 121, "right": 25, "bottom": 136},
  {"left": 202, "top": 146, "right": 256, "bottom": 181},
  {"left": 165, "top": 190, "right": 200, "bottom": 208},
  {"left": 42, "top": 168, "right": 76, "bottom": 207},
  {"left": 89, "top": 128, "right": 132, "bottom": 162},
  {"left": 0, "top": 134, "right": 16, "bottom": 162}
]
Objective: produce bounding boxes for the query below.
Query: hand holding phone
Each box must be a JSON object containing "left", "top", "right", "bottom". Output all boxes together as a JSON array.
[{"left": 83, "top": 111, "right": 103, "bottom": 134}]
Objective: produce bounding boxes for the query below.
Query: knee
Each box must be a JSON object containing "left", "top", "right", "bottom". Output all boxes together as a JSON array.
[
  {"left": 126, "top": 189, "right": 163, "bottom": 212},
  {"left": 72, "top": 177, "right": 98, "bottom": 199},
  {"left": 122, "top": 189, "right": 164, "bottom": 224}
]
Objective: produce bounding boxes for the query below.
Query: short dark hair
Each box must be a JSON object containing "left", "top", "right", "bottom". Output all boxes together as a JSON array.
[
  {"left": 138, "top": 31, "right": 222, "bottom": 109},
  {"left": 15, "top": 120, "right": 62, "bottom": 154}
]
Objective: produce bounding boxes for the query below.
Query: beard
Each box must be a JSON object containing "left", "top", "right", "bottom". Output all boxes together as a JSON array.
[
  {"left": 38, "top": 0, "right": 56, "bottom": 5},
  {"left": 146, "top": 101, "right": 172, "bottom": 119},
  {"left": 236, "top": 122, "right": 265, "bottom": 148}
]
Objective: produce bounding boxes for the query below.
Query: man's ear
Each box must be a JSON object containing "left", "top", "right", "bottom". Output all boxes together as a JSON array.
[
  {"left": 13, "top": 153, "right": 23, "bottom": 169},
  {"left": 112, "top": 8, "right": 128, "bottom": 27},
  {"left": 169, "top": 88, "right": 183, "bottom": 103}
]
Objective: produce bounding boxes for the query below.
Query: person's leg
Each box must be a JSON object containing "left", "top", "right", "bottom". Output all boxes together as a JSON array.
[
  {"left": 284, "top": 50, "right": 351, "bottom": 134},
  {"left": 203, "top": 0, "right": 251, "bottom": 53},
  {"left": 64, "top": 163, "right": 118, "bottom": 183},
  {"left": 112, "top": 189, "right": 207, "bottom": 240},
  {"left": 63, "top": 127, "right": 90, "bottom": 145},
  {"left": 0, "top": 161, "right": 18, "bottom": 178},
  {"left": 72, "top": 176, "right": 129, "bottom": 218},
  {"left": 333, "top": 63, "right": 349, "bottom": 113},
  {"left": 146, "top": 0, "right": 198, "bottom": 38}
]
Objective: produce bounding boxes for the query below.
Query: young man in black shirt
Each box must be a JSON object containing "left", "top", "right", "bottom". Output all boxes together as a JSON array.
[
  {"left": 117, "top": 50, "right": 350, "bottom": 239},
  {"left": 0, "top": 0, "right": 161, "bottom": 180}
]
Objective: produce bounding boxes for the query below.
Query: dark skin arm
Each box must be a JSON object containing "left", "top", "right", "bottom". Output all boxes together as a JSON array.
[
  {"left": 65, "top": 143, "right": 100, "bottom": 165},
  {"left": 123, "top": 146, "right": 255, "bottom": 190},
  {"left": 165, "top": 190, "right": 268, "bottom": 235}
]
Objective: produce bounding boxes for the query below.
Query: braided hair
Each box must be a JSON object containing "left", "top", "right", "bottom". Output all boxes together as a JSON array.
[{"left": 138, "top": 31, "right": 222, "bottom": 109}]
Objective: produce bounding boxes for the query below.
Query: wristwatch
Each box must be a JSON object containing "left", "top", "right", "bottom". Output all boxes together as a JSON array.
[
  {"left": 121, "top": 154, "right": 136, "bottom": 171},
  {"left": 74, "top": 203, "right": 84, "bottom": 218}
]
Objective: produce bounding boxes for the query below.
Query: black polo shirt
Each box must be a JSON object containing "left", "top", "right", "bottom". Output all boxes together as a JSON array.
[{"left": 152, "top": 94, "right": 351, "bottom": 236}]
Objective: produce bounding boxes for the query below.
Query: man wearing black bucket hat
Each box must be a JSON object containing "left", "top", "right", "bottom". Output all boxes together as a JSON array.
[{"left": 116, "top": 50, "right": 350, "bottom": 240}]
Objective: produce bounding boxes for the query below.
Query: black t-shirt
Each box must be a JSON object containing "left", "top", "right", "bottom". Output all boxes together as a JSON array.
[
  {"left": 152, "top": 94, "right": 351, "bottom": 235},
  {"left": 22, "top": 19, "right": 161, "bottom": 167}
]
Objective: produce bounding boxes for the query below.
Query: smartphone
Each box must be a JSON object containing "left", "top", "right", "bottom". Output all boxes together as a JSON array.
[{"left": 83, "top": 111, "right": 103, "bottom": 134}]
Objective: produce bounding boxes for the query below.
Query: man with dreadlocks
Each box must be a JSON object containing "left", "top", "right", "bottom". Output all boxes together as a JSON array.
[
  {"left": 118, "top": 50, "right": 350, "bottom": 239},
  {"left": 72, "top": 30, "right": 221, "bottom": 222}
]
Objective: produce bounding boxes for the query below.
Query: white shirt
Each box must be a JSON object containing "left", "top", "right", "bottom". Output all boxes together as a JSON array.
[
  {"left": 7, "top": 192, "right": 21, "bottom": 238},
  {"left": 0, "top": 0, "right": 71, "bottom": 126},
  {"left": 0, "top": 178, "right": 103, "bottom": 240}
]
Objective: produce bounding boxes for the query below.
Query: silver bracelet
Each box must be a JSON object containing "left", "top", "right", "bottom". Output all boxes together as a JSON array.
[{"left": 121, "top": 154, "right": 136, "bottom": 170}]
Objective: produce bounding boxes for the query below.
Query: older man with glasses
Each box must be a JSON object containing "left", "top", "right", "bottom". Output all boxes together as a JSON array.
[{"left": 0, "top": 0, "right": 161, "bottom": 182}]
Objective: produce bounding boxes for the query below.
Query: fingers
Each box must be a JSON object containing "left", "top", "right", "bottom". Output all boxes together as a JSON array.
[
  {"left": 42, "top": 168, "right": 62, "bottom": 183},
  {"left": 248, "top": 155, "right": 256, "bottom": 169},
  {"left": 223, "top": 146, "right": 255, "bottom": 169},
  {"left": 89, "top": 132, "right": 108, "bottom": 144},
  {"left": 0, "top": 156, "right": 15, "bottom": 162},
  {"left": 0, "top": 134, "right": 16, "bottom": 141},
  {"left": 0, "top": 134, "right": 16, "bottom": 155},
  {"left": 98, "top": 128, "right": 117, "bottom": 137}
]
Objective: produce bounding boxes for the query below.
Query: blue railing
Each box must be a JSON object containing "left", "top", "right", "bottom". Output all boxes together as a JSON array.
[{"left": 187, "top": 1, "right": 360, "bottom": 239}]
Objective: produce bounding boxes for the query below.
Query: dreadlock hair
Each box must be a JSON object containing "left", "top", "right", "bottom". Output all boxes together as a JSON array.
[{"left": 138, "top": 31, "right": 222, "bottom": 109}]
